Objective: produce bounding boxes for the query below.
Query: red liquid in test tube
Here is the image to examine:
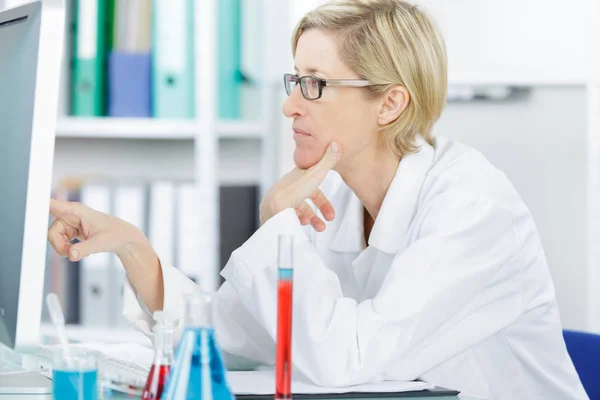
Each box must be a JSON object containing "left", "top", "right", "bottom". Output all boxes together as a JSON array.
[
  {"left": 142, "top": 364, "right": 171, "bottom": 400},
  {"left": 142, "top": 311, "right": 175, "bottom": 400},
  {"left": 276, "top": 235, "right": 294, "bottom": 400}
]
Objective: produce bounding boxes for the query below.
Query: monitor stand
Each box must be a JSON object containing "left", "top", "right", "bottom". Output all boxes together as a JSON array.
[{"left": 0, "top": 343, "right": 52, "bottom": 394}]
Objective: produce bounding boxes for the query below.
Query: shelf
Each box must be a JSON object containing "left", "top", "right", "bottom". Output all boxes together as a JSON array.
[
  {"left": 447, "top": 75, "right": 586, "bottom": 87},
  {"left": 55, "top": 117, "right": 264, "bottom": 140}
]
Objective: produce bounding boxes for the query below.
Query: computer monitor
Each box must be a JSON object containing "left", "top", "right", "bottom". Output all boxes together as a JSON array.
[{"left": 0, "top": 0, "right": 64, "bottom": 357}]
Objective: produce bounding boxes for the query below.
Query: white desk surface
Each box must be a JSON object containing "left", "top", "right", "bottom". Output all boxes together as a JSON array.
[{"left": 2, "top": 325, "right": 483, "bottom": 400}]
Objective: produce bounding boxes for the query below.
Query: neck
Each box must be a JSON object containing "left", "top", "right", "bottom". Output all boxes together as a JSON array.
[{"left": 336, "top": 144, "right": 400, "bottom": 220}]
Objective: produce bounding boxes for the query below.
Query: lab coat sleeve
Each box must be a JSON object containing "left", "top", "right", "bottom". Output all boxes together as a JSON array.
[
  {"left": 121, "top": 261, "right": 276, "bottom": 370},
  {"left": 220, "top": 191, "right": 523, "bottom": 387}
]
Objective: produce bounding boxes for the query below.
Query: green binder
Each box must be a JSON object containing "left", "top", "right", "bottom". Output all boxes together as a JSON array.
[
  {"left": 218, "top": 0, "right": 242, "bottom": 120},
  {"left": 151, "top": 0, "right": 195, "bottom": 119},
  {"left": 71, "top": 0, "right": 109, "bottom": 116}
]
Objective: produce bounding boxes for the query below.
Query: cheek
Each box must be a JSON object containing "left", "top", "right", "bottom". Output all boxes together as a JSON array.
[
  {"left": 323, "top": 101, "right": 377, "bottom": 155},
  {"left": 293, "top": 95, "right": 377, "bottom": 168},
  {"left": 293, "top": 140, "right": 327, "bottom": 169}
]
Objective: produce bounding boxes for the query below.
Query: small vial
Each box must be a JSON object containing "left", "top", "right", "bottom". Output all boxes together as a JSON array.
[{"left": 142, "top": 311, "right": 176, "bottom": 400}]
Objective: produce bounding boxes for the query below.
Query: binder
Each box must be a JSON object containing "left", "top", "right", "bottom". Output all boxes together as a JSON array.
[
  {"left": 44, "top": 179, "right": 83, "bottom": 324},
  {"left": 71, "top": 0, "right": 109, "bottom": 116},
  {"left": 107, "top": 52, "right": 151, "bottom": 117},
  {"left": 107, "top": 0, "right": 152, "bottom": 117},
  {"left": 241, "top": 0, "right": 261, "bottom": 85},
  {"left": 175, "top": 182, "right": 203, "bottom": 283},
  {"left": 240, "top": 0, "right": 262, "bottom": 120},
  {"left": 79, "top": 182, "right": 113, "bottom": 327},
  {"left": 218, "top": 0, "right": 242, "bottom": 120},
  {"left": 151, "top": 0, "right": 195, "bottom": 119},
  {"left": 57, "top": 0, "right": 74, "bottom": 117},
  {"left": 148, "top": 180, "right": 176, "bottom": 268},
  {"left": 111, "top": 182, "right": 147, "bottom": 327}
]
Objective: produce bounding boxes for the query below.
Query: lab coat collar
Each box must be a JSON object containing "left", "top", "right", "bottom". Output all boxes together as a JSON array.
[
  {"left": 329, "top": 189, "right": 366, "bottom": 253},
  {"left": 329, "top": 137, "right": 434, "bottom": 254},
  {"left": 369, "top": 137, "right": 434, "bottom": 254}
]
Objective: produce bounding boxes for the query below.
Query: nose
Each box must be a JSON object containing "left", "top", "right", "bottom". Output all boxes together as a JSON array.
[{"left": 282, "top": 84, "right": 306, "bottom": 119}]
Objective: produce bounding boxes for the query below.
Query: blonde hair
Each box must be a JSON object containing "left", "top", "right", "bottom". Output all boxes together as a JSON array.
[{"left": 291, "top": 0, "right": 447, "bottom": 156}]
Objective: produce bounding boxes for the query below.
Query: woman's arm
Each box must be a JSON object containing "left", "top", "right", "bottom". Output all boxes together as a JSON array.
[
  {"left": 48, "top": 199, "right": 278, "bottom": 368},
  {"left": 48, "top": 199, "right": 165, "bottom": 312},
  {"left": 116, "top": 232, "right": 164, "bottom": 312},
  {"left": 221, "top": 190, "right": 523, "bottom": 387},
  {"left": 122, "top": 259, "right": 276, "bottom": 370}
]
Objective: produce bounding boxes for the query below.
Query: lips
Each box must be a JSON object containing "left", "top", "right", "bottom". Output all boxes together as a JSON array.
[{"left": 293, "top": 128, "right": 311, "bottom": 137}]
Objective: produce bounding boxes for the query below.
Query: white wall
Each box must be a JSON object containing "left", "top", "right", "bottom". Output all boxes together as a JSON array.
[{"left": 415, "top": 0, "right": 587, "bottom": 84}]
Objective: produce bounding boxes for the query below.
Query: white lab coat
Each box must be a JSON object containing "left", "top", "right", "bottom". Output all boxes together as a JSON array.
[{"left": 123, "top": 137, "right": 588, "bottom": 400}]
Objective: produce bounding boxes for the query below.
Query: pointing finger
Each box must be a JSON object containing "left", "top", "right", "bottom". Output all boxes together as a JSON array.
[{"left": 50, "top": 199, "right": 83, "bottom": 219}]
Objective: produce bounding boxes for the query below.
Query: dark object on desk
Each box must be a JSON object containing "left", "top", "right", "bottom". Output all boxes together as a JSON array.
[
  {"left": 563, "top": 329, "right": 600, "bottom": 400},
  {"left": 235, "top": 386, "right": 460, "bottom": 400},
  {"left": 219, "top": 185, "right": 259, "bottom": 279}
]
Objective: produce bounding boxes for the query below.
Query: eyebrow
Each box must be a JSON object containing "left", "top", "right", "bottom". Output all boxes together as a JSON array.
[{"left": 294, "top": 66, "right": 328, "bottom": 76}]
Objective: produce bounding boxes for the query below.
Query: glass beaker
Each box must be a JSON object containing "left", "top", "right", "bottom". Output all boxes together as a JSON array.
[
  {"left": 52, "top": 346, "right": 98, "bottom": 400},
  {"left": 161, "top": 292, "right": 234, "bottom": 400}
]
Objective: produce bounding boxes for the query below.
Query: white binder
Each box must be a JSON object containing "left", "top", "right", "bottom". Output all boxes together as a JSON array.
[
  {"left": 111, "top": 182, "right": 146, "bottom": 327},
  {"left": 79, "top": 182, "right": 112, "bottom": 327}
]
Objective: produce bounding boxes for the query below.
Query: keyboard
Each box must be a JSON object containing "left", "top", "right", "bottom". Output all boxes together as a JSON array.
[{"left": 33, "top": 345, "right": 150, "bottom": 389}]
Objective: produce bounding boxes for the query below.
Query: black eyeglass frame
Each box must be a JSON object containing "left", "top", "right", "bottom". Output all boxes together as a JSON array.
[{"left": 283, "top": 73, "right": 372, "bottom": 100}]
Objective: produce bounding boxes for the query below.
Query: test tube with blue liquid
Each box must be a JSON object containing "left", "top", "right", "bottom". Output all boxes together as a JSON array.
[{"left": 161, "top": 292, "right": 234, "bottom": 400}]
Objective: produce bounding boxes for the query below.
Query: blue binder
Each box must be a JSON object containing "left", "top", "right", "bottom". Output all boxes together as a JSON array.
[{"left": 107, "top": 51, "right": 151, "bottom": 117}]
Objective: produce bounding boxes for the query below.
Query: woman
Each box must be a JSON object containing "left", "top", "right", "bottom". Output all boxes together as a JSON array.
[{"left": 47, "top": 0, "right": 587, "bottom": 398}]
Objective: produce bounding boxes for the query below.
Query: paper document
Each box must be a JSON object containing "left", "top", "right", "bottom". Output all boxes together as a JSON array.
[{"left": 226, "top": 370, "right": 434, "bottom": 394}]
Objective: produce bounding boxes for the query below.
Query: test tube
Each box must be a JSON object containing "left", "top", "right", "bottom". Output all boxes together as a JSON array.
[{"left": 276, "top": 234, "right": 294, "bottom": 400}]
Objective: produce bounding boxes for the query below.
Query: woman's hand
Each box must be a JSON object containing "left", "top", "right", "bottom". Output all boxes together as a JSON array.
[
  {"left": 260, "top": 142, "right": 341, "bottom": 232},
  {"left": 48, "top": 199, "right": 144, "bottom": 262}
]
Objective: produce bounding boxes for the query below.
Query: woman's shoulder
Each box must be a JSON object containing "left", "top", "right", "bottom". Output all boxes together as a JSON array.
[{"left": 424, "top": 137, "right": 522, "bottom": 209}]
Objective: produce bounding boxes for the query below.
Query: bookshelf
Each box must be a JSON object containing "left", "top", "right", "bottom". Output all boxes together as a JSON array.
[
  {"left": 46, "top": 0, "right": 287, "bottom": 300},
  {"left": 55, "top": 117, "right": 264, "bottom": 140}
]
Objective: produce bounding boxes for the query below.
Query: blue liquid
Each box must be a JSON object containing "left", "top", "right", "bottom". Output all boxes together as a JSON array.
[
  {"left": 162, "top": 327, "right": 233, "bottom": 400},
  {"left": 52, "top": 369, "right": 97, "bottom": 400}
]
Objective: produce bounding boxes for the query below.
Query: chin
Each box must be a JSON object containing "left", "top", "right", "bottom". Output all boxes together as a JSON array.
[{"left": 293, "top": 146, "right": 321, "bottom": 169}]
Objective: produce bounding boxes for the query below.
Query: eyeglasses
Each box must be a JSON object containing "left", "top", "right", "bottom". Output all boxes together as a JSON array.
[{"left": 283, "top": 73, "right": 372, "bottom": 100}]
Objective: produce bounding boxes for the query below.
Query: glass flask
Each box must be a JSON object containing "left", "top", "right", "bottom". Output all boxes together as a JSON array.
[{"left": 161, "top": 293, "right": 234, "bottom": 400}]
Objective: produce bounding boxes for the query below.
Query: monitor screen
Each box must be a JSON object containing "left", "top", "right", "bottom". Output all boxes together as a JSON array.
[{"left": 0, "top": 1, "right": 42, "bottom": 349}]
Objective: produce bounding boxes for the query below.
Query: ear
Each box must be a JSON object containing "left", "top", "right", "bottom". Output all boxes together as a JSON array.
[{"left": 377, "top": 85, "right": 409, "bottom": 126}]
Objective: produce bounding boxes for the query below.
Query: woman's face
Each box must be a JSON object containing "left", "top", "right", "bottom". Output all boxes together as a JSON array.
[{"left": 282, "top": 29, "right": 381, "bottom": 170}]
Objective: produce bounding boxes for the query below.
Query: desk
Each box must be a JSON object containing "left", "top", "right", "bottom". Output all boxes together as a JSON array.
[
  {"left": 0, "top": 395, "right": 481, "bottom": 400},
  {"left": 2, "top": 330, "right": 481, "bottom": 400}
]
